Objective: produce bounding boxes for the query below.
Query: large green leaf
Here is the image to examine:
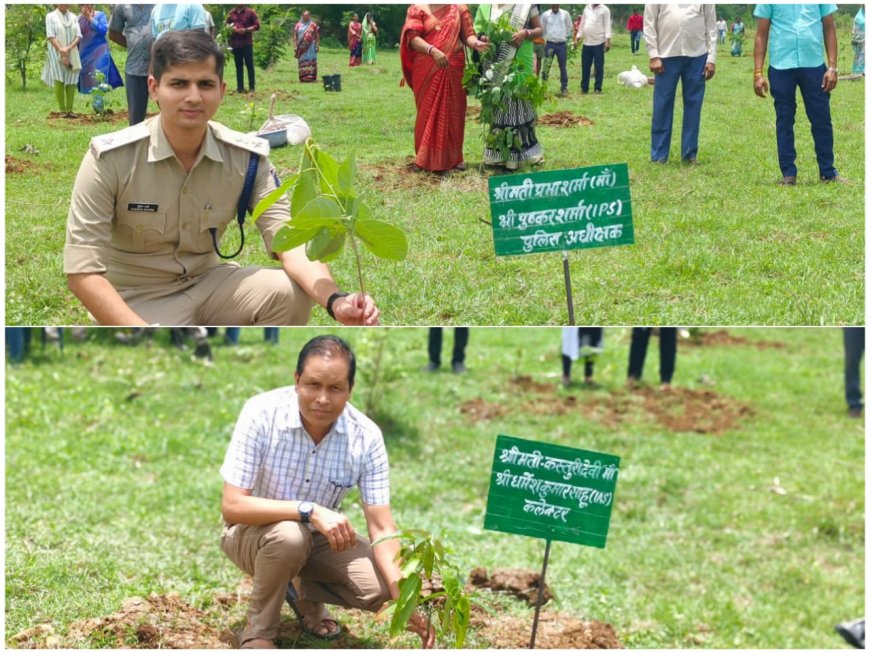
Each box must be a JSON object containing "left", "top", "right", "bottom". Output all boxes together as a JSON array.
[
  {"left": 252, "top": 172, "right": 297, "bottom": 223},
  {"left": 390, "top": 574, "right": 421, "bottom": 637},
  {"left": 306, "top": 227, "right": 346, "bottom": 262},
  {"left": 290, "top": 167, "right": 318, "bottom": 217},
  {"left": 272, "top": 225, "right": 319, "bottom": 252},
  {"left": 290, "top": 196, "right": 345, "bottom": 231},
  {"left": 313, "top": 146, "right": 341, "bottom": 195},
  {"left": 422, "top": 544, "right": 435, "bottom": 579},
  {"left": 337, "top": 152, "right": 357, "bottom": 194},
  {"left": 355, "top": 219, "right": 408, "bottom": 261}
]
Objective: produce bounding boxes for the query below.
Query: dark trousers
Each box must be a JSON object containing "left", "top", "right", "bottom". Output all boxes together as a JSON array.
[
  {"left": 844, "top": 327, "right": 864, "bottom": 411},
  {"left": 233, "top": 45, "right": 256, "bottom": 91},
  {"left": 768, "top": 64, "right": 837, "bottom": 179},
  {"left": 562, "top": 355, "right": 594, "bottom": 379},
  {"left": 627, "top": 327, "right": 677, "bottom": 384},
  {"left": 125, "top": 74, "right": 149, "bottom": 125},
  {"left": 581, "top": 43, "right": 605, "bottom": 92},
  {"left": 542, "top": 41, "right": 569, "bottom": 92},
  {"left": 428, "top": 327, "right": 468, "bottom": 366},
  {"left": 651, "top": 54, "right": 707, "bottom": 162},
  {"left": 630, "top": 30, "right": 642, "bottom": 54}
]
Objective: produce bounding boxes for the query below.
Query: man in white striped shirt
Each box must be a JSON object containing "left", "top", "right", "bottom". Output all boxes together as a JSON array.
[{"left": 220, "top": 336, "right": 434, "bottom": 649}]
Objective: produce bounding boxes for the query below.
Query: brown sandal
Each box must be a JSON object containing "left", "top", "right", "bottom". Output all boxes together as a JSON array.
[{"left": 285, "top": 583, "right": 342, "bottom": 640}]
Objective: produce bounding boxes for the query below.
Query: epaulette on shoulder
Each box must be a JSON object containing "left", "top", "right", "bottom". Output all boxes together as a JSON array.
[
  {"left": 89, "top": 121, "right": 151, "bottom": 158},
  {"left": 209, "top": 121, "right": 271, "bottom": 157}
]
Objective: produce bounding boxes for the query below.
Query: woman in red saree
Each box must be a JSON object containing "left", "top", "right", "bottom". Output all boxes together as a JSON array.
[
  {"left": 401, "top": 5, "right": 487, "bottom": 172},
  {"left": 347, "top": 14, "right": 362, "bottom": 66}
]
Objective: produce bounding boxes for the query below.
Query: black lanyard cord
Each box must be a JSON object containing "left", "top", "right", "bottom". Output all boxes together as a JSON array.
[{"left": 210, "top": 152, "right": 260, "bottom": 260}]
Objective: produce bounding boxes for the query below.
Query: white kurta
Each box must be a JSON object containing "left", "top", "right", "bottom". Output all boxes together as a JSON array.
[{"left": 41, "top": 9, "right": 83, "bottom": 86}]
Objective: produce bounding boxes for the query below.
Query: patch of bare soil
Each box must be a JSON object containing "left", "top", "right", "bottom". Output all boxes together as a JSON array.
[
  {"left": 460, "top": 398, "right": 508, "bottom": 422},
  {"left": 466, "top": 105, "right": 481, "bottom": 120},
  {"left": 474, "top": 612, "right": 621, "bottom": 649},
  {"left": 683, "top": 329, "right": 786, "bottom": 350},
  {"left": 538, "top": 111, "right": 594, "bottom": 127},
  {"left": 48, "top": 110, "right": 155, "bottom": 125},
  {"left": 5, "top": 155, "right": 39, "bottom": 175},
  {"left": 469, "top": 567, "right": 555, "bottom": 606},
  {"left": 62, "top": 594, "right": 235, "bottom": 649},
  {"left": 585, "top": 387, "right": 754, "bottom": 435},
  {"left": 510, "top": 375, "right": 556, "bottom": 395}
]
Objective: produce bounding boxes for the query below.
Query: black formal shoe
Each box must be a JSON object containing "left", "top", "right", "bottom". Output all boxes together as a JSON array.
[
  {"left": 835, "top": 618, "right": 865, "bottom": 649},
  {"left": 452, "top": 362, "right": 467, "bottom": 374},
  {"left": 423, "top": 362, "right": 439, "bottom": 372}
]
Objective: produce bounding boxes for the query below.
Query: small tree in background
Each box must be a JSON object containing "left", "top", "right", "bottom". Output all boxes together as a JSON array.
[{"left": 6, "top": 5, "right": 47, "bottom": 89}]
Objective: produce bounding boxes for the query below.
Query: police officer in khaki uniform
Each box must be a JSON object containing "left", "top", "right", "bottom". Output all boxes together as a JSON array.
[{"left": 65, "top": 29, "right": 379, "bottom": 326}]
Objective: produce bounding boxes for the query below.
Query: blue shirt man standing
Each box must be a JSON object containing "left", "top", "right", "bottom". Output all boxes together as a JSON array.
[{"left": 753, "top": 4, "right": 844, "bottom": 184}]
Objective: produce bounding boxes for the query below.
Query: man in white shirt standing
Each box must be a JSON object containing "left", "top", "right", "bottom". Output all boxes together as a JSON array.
[
  {"left": 541, "top": 4, "right": 574, "bottom": 96},
  {"left": 576, "top": 4, "right": 612, "bottom": 94},
  {"left": 644, "top": 4, "right": 717, "bottom": 164},
  {"left": 716, "top": 16, "right": 727, "bottom": 45}
]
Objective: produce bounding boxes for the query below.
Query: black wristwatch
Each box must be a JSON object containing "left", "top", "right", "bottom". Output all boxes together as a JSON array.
[
  {"left": 326, "top": 292, "right": 350, "bottom": 320},
  {"left": 298, "top": 501, "right": 314, "bottom": 523}
]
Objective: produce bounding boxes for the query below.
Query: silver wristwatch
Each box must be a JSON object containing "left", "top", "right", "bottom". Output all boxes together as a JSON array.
[{"left": 298, "top": 501, "right": 314, "bottom": 523}]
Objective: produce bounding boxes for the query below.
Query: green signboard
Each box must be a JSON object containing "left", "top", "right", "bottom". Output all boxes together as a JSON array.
[
  {"left": 488, "top": 163, "right": 634, "bottom": 257},
  {"left": 484, "top": 435, "right": 620, "bottom": 548}
]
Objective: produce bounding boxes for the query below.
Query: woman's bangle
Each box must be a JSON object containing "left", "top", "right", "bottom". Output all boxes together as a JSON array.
[{"left": 426, "top": 44, "right": 434, "bottom": 56}]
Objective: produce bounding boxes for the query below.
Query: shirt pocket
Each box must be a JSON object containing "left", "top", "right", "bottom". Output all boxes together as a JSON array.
[
  {"left": 327, "top": 467, "right": 356, "bottom": 510},
  {"left": 115, "top": 209, "right": 166, "bottom": 252}
]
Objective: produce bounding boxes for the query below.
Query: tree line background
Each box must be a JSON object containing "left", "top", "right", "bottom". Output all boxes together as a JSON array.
[{"left": 6, "top": 4, "right": 862, "bottom": 88}]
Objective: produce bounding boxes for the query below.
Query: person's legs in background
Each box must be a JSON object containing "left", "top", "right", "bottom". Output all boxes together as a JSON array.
[
  {"left": 627, "top": 327, "right": 652, "bottom": 385},
  {"left": 843, "top": 327, "right": 864, "bottom": 417},
  {"left": 658, "top": 327, "right": 678, "bottom": 388},
  {"left": 425, "top": 328, "right": 442, "bottom": 371},
  {"left": 679, "top": 54, "right": 707, "bottom": 162},
  {"left": 592, "top": 43, "right": 605, "bottom": 92},
  {"left": 650, "top": 57, "right": 682, "bottom": 162},
  {"left": 233, "top": 47, "right": 246, "bottom": 92},
  {"left": 451, "top": 327, "right": 469, "bottom": 374},
  {"left": 581, "top": 44, "right": 593, "bottom": 93},
  {"left": 797, "top": 63, "right": 837, "bottom": 180},
  {"left": 767, "top": 65, "right": 800, "bottom": 179}
]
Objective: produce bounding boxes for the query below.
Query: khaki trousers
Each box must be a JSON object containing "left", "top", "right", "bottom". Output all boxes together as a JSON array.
[
  {"left": 220, "top": 521, "right": 391, "bottom": 644},
  {"left": 118, "top": 264, "right": 313, "bottom": 326}
]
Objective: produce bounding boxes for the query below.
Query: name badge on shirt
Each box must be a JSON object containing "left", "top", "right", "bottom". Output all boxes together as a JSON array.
[{"left": 127, "top": 203, "right": 159, "bottom": 213}]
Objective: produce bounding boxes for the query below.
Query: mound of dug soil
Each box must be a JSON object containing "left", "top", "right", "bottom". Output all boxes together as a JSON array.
[
  {"left": 469, "top": 567, "right": 555, "bottom": 606},
  {"left": 683, "top": 329, "right": 786, "bottom": 350},
  {"left": 5, "top": 155, "right": 40, "bottom": 175},
  {"left": 538, "top": 111, "right": 594, "bottom": 127},
  {"left": 460, "top": 398, "right": 509, "bottom": 422},
  {"left": 65, "top": 594, "right": 234, "bottom": 649}
]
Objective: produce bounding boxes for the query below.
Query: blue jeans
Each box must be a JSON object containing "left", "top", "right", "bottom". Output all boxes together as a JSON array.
[
  {"left": 542, "top": 41, "right": 568, "bottom": 92},
  {"left": 651, "top": 54, "right": 707, "bottom": 162},
  {"left": 844, "top": 327, "right": 864, "bottom": 411},
  {"left": 630, "top": 30, "right": 642, "bottom": 53},
  {"left": 768, "top": 64, "right": 837, "bottom": 179},
  {"left": 581, "top": 43, "right": 605, "bottom": 92}
]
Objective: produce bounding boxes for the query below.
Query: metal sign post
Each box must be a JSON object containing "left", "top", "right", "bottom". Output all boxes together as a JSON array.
[
  {"left": 562, "top": 251, "right": 575, "bottom": 325},
  {"left": 529, "top": 538, "right": 553, "bottom": 649}
]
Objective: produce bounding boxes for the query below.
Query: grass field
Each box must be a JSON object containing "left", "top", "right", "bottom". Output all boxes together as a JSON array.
[
  {"left": 5, "top": 326, "right": 864, "bottom": 648},
  {"left": 4, "top": 23, "right": 865, "bottom": 326}
]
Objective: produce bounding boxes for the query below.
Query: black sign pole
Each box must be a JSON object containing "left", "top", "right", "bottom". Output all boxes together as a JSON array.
[
  {"left": 529, "top": 538, "right": 553, "bottom": 649},
  {"left": 562, "top": 251, "right": 575, "bottom": 325}
]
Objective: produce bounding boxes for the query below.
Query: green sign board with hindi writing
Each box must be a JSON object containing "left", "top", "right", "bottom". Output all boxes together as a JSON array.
[
  {"left": 484, "top": 435, "right": 620, "bottom": 548},
  {"left": 488, "top": 163, "right": 634, "bottom": 257}
]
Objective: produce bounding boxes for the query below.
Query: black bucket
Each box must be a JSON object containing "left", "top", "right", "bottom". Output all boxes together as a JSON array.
[{"left": 322, "top": 74, "right": 342, "bottom": 92}]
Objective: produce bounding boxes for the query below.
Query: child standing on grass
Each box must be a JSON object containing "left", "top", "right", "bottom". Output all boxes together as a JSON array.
[{"left": 42, "top": 5, "right": 82, "bottom": 118}]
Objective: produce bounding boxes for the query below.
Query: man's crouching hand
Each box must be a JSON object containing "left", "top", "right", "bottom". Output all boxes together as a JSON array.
[
  {"left": 333, "top": 293, "right": 380, "bottom": 326},
  {"left": 310, "top": 505, "right": 357, "bottom": 551},
  {"left": 407, "top": 611, "right": 436, "bottom": 648}
]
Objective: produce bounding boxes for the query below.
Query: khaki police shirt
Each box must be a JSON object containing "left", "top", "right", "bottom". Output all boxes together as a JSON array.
[{"left": 64, "top": 115, "right": 288, "bottom": 290}]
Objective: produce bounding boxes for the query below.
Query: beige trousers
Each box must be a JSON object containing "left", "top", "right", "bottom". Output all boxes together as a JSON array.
[
  {"left": 118, "top": 264, "right": 313, "bottom": 326},
  {"left": 220, "top": 521, "right": 391, "bottom": 644}
]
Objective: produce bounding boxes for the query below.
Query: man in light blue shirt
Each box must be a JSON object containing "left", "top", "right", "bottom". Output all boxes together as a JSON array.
[
  {"left": 753, "top": 4, "right": 843, "bottom": 184},
  {"left": 150, "top": 3, "right": 207, "bottom": 39}
]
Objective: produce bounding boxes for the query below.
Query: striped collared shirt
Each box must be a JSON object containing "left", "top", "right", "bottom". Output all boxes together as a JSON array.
[{"left": 220, "top": 386, "right": 390, "bottom": 510}]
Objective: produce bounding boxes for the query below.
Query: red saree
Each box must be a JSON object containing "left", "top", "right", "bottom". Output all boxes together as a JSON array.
[{"left": 401, "top": 5, "right": 474, "bottom": 172}]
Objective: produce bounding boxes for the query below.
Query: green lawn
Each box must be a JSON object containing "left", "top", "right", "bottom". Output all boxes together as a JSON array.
[
  {"left": 4, "top": 27, "right": 864, "bottom": 326},
  {"left": 5, "top": 326, "right": 864, "bottom": 648}
]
